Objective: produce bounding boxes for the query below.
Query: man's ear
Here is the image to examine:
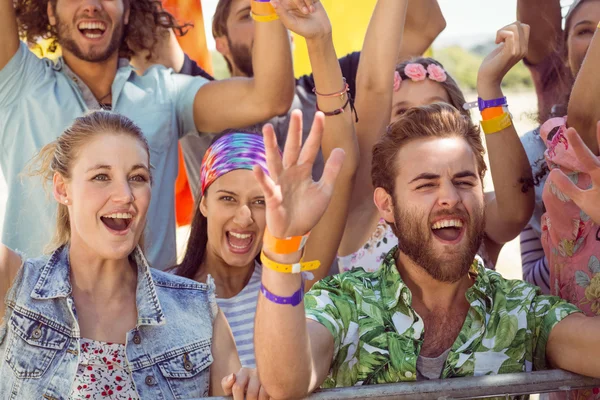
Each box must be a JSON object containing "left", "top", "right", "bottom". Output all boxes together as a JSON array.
[
  {"left": 215, "top": 36, "right": 230, "bottom": 58},
  {"left": 373, "top": 187, "right": 395, "bottom": 225}
]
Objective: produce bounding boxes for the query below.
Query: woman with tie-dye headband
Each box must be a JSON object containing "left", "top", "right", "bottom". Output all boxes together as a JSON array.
[{"left": 173, "top": 0, "right": 359, "bottom": 369}]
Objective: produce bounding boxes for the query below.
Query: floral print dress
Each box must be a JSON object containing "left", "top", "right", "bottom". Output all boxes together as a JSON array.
[
  {"left": 338, "top": 219, "right": 396, "bottom": 273},
  {"left": 69, "top": 339, "right": 139, "bottom": 400},
  {"left": 540, "top": 116, "right": 600, "bottom": 318}
]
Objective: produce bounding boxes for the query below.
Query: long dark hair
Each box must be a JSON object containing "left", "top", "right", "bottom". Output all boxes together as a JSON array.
[{"left": 174, "top": 130, "right": 263, "bottom": 279}]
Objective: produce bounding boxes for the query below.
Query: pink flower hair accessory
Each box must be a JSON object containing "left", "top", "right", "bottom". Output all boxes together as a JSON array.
[
  {"left": 404, "top": 63, "right": 427, "bottom": 81},
  {"left": 393, "top": 71, "right": 402, "bottom": 92},
  {"left": 426, "top": 64, "right": 447, "bottom": 82}
]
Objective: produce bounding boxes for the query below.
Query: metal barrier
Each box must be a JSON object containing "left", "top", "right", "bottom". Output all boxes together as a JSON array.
[{"left": 208, "top": 370, "right": 600, "bottom": 399}]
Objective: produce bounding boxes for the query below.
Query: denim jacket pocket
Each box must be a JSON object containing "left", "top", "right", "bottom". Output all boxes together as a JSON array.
[
  {"left": 5, "top": 310, "right": 69, "bottom": 379},
  {"left": 157, "top": 339, "right": 213, "bottom": 399}
]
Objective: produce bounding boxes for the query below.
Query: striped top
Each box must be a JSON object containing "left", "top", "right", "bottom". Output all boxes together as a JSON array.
[
  {"left": 520, "top": 225, "right": 551, "bottom": 294},
  {"left": 216, "top": 263, "right": 262, "bottom": 368}
]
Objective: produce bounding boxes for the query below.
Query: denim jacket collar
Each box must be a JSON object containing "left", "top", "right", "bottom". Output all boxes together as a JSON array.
[{"left": 30, "top": 245, "right": 165, "bottom": 327}]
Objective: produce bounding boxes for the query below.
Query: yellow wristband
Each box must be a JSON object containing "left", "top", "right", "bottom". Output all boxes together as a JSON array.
[
  {"left": 251, "top": 0, "right": 276, "bottom": 16},
  {"left": 260, "top": 251, "right": 321, "bottom": 274},
  {"left": 480, "top": 112, "right": 512, "bottom": 134},
  {"left": 250, "top": 11, "right": 279, "bottom": 22}
]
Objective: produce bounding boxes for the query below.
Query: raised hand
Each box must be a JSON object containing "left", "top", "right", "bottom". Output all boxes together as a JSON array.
[
  {"left": 220, "top": 367, "right": 269, "bottom": 400},
  {"left": 478, "top": 21, "right": 530, "bottom": 91},
  {"left": 550, "top": 123, "right": 600, "bottom": 225},
  {"left": 271, "top": 0, "right": 332, "bottom": 40},
  {"left": 253, "top": 110, "right": 345, "bottom": 239}
]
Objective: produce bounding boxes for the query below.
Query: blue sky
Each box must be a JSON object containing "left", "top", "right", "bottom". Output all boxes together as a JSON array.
[{"left": 200, "top": 0, "right": 523, "bottom": 50}]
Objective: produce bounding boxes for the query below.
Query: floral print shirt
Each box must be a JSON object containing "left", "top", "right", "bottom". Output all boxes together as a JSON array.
[
  {"left": 70, "top": 339, "right": 139, "bottom": 400},
  {"left": 305, "top": 247, "right": 580, "bottom": 391},
  {"left": 338, "top": 219, "right": 396, "bottom": 273},
  {"left": 540, "top": 117, "right": 600, "bottom": 317}
]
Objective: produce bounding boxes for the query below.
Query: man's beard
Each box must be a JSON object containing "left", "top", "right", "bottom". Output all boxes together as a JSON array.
[
  {"left": 56, "top": 14, "right": 125, "bottom": 63},
  {"left": 392, "top": 199, "right": 485, "bottom": 283},
  {"left": 228, "top": 38, "right": 254, "bottom": 77}
]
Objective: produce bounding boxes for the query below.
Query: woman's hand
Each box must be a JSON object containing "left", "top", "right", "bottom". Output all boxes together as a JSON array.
[
  {"left": 477, "top": 21, "right": 530, "bottom": 98},
  {"left": 272, "top": 0, "right": 332, "bottom": 40},
  {"left": 221, "top": 367, "right": 269, "bottom": 400},
  {"left": 550, "top": 122, "right": 600, "bottom": 225},
  {"left": 253, "top": 110, "right": 345, "bottom": 239}
]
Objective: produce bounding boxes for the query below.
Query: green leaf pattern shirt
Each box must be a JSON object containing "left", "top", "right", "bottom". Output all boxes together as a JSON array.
[{"left": 305, "top": 247, "right": 581, "bottom": 388}]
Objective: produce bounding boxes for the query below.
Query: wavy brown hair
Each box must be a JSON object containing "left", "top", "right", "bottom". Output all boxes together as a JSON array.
[
  {"left": 15, "top": 0, "right": 192, "bottom": 59},
  {"left": 372, "top": 103, "right": 487, "bottom": 198}
]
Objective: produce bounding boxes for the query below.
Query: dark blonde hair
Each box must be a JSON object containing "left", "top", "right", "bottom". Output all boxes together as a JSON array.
[
  {"left": 372, "top": 103, "right": 487, "bottom": 196},
  {"left": 396, "top": 57, "right": 471, "bottom": 121},
  {"left": 27, "top": 111, "right": 151, "bottom": 252}
]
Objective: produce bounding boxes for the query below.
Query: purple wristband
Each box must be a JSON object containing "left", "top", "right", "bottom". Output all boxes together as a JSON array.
[
  {"left": 260, "top": 280, "right": 304, "bottom": 306},
  {"left": 478, "top": 96, "right": 507, "bottom": 111}
]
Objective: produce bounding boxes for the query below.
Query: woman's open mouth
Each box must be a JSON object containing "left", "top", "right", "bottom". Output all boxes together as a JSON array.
[
  {"left": 101, "top": 213, "right": 133, "bottom": 235},
  {"left": 226, "top": 231, "right": 255, "bottom": 254}
]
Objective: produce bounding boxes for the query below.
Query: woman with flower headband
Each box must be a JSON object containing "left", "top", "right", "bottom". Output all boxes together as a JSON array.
[
  {"left": 337, "top": 2, "right": 535, "bottom": 273},
  {"left": 173, "top": 0, "right": 358, "bottom": 369}
]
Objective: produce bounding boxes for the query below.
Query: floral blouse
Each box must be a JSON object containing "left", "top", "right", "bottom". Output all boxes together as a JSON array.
[
  {"left": 540, "top": 116, "right": 600, "bottom": 318},
  {"left": 338, "top": 219, "right": 397, "bottom": 273},
  {"left": 69, "top": 339, "right": 139, "bottom": 400}
]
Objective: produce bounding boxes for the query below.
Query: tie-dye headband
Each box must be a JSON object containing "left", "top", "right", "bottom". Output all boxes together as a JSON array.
[{"left": 200, "top": 133, "right": 270, "bottom": 196}]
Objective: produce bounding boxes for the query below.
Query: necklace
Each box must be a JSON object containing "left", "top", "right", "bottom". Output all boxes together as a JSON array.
[
  {"left": 97, "top": 91, "right": 111, "bottom": 103},
  {"left": 97, "top": 91, "right": 112, "bottom": 110}
]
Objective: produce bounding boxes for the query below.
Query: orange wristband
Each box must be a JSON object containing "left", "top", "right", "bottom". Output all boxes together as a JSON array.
[
  {"left": 251, "top": 0, "right": 276, "bottom": 16},
  {"left": 263, "top": 228, "right": 309, "bottom": 255},
  {"left": 481, "top": 106, "right": 505, "bottom": 120}
]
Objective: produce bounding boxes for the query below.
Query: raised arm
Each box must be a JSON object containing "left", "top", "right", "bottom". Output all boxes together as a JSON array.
[
  {"left": 339, "top": 0, "right": 408, "bottom": 255},
  {"left": 192, "top": 2, "right": 295, "bottom": 133},
  {"left": 130, "top": 29, "right": 186, "bottom": 75},
  {"left": 567, "top": 25, "right": 600, "bottom": 155},
  {"left": 272, "top": 1, "right": 358, "bottom": 285},
  {"left": 477, "top": 22, "right": 535, "bottom": 245},
  {"left": 398, "top": 0, "right": 446, "bottom": 62},
  {"left": 0, "top": 244, "right": 22, "bottom": 322},
  {"left": 253, "top": 111, "right": 344, "bottom": 399},
  {"left": 0, "top": 0, "right": 18, "bottom": 71},
  {"left": 517, "top": 0, "right": 562, "bottom": 65}
]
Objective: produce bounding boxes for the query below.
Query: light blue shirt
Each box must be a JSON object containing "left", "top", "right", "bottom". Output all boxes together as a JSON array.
[{"left": 0, "top": 42, "right": 207, "bottom": 269}]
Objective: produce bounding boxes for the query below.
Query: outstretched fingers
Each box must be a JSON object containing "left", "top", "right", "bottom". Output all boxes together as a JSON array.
[
  {"left": 298, "top": 111, "right": 325, "bottom": 167},
  {"left": 283, "top": 110, "right": 304, "bottom": 168},
  {"left": 564, "top": 127, "right": 600, "bottom": 178},
  {"left": 262, "top": 123, "right": 284, "bottom": 181}
]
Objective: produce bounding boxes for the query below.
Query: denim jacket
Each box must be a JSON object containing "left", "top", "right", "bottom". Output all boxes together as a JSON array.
[{"left": 0, "top": 245, "right": 217, "bottom": 399}]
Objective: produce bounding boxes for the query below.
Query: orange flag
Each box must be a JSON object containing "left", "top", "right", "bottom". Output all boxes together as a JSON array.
[{"left": 164, "top": 0, "right": 213, "bottom": 227}]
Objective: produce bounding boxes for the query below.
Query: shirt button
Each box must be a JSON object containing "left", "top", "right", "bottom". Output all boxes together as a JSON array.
[
  {"left": 404, "top": 371, "right": 413, "bottom": 378},
  {"left": 133, "top": 332, "right": 142, "bottom": 345},
  {"left": 32, "top": 328, "right": 42, "bottom": 340},
  {"left": 145, "top": 375, "right": 157, "bottom": 386}
]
